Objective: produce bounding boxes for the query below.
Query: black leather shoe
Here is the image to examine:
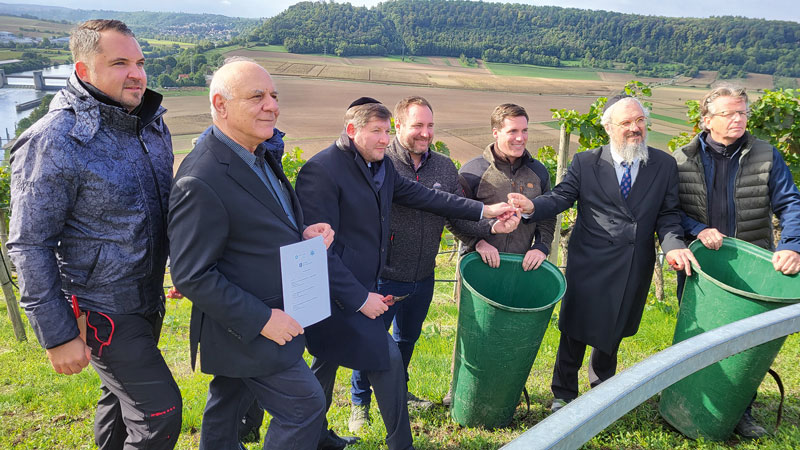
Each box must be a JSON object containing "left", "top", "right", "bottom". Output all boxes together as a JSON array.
[{"left": 317, "top": 429, "right": 360, "bottom": 450}]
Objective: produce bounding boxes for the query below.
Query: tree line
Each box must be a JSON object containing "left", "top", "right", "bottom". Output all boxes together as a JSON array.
[{"left": 252, "top": 0, "right": 800, "bottom": 78}]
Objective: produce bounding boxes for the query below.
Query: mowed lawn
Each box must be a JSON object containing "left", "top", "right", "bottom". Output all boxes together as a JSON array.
[
  {"left": 1, "top": 255, "right": 798, "bottom": 449},
  {"left": 486, "top": 62, "right": 601, "bottom": 81}
]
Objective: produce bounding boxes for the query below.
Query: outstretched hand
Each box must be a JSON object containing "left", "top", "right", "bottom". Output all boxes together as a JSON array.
[
  {"left": 507, "top": 192, "right": 534, "bottom": 215},
  {"left": 483, "top": 202, "right": 516, "bottom": 220},
  {"left": 491, "top": 213, "right": 520, "bottom": 234}
]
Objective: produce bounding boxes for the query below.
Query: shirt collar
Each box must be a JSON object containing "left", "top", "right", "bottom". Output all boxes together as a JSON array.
[
  {"left": 609, "top": 148, "right": 640, "bottom": 169},
  {"left": 212, "top": 125, "right": 264, "bottom": 166}
]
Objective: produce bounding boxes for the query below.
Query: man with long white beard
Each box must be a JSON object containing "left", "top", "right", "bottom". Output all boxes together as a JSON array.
[{"left": 511, "top": 95, "right": 698, "bottom": 411}]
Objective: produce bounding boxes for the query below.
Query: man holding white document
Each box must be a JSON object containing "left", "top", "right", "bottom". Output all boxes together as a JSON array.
[{"left": 168, "top": 58, "right": 333, "bottom": 450}]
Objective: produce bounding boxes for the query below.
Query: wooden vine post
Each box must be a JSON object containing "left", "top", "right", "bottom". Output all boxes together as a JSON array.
[
  {"left": 548, "top": 123, "right": 570, "bottom": 268},
  {"left": 0, "top": 208, "right": 26, "bottom": 341}
]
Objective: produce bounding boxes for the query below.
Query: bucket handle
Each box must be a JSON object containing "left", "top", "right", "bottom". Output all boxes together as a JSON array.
[
  {"left": 766, "top": 368, "right": 785, "bottom": 428},
  {"left": 519, "top": 387, "right": 531, "bottom": 415}
]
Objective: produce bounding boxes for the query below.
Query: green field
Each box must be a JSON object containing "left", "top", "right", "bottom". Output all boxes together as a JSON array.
[
  {"left": 158, "top": 88, "right": 209, "bottom": 98},
  {"left": 0, "top": 14, "right": 71, "bottom": 38},
  {"left": 381, "top": 55, "right": 432, "bottom": 65},
  {"left": 0, "top": 49, "right": 22, "bottom": 60},
  {"left": 486, "top": 62, "right": 602, "bottom": 81},
  {"left": 246, "top": 45, "right": 289, "bottom": 53},
  {"left": 651, "top": 113, "right": 691, "bottom": 126},
  {"left": 142, "top": 38, "right": 196, "bottom": 48}
]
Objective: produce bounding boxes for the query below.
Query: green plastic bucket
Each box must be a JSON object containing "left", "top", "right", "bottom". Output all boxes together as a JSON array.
[
  {"left": 450, "top": 252, "right": 566, "bottom": 428},
  {"left": 659, "top": 238, "right": 800, "bottom": 440}
]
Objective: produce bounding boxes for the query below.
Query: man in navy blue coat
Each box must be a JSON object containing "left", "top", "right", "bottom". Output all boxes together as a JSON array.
[{"left": 295, "top": 98, "right": 515, "bottom": 450}]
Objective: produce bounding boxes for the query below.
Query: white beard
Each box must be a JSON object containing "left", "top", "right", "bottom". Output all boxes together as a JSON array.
[{"left": 611, "top": 140, "right": 649, "bottom": 165}]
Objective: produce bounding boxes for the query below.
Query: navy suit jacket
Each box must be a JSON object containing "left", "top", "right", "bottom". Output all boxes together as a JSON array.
[
  {"left": 168, "top": 132, "right": 307, "bottom": 378},
  {"left": 295, "top": 137, "right": 483, "bottom": 371},
  {"left": 531, "top": 145, "right": 685, "bottom": 353}
]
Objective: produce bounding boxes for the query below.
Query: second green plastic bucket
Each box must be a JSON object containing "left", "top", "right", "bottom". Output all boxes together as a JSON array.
[
  {"left": 450, "top": 252, "right": 566, "bottom": 428},
  {"left": 659, "top": 238, "right": 800, "bottom": 440}
]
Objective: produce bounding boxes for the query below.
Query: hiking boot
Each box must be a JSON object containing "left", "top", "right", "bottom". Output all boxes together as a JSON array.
[
  {"left": 735, "top": 410, "right": 767, "bottom": 439},
  {"left": 550, "top": 398, "right": 570, "bottom": 413},
  {"left": 407, "top": 392, "right": 434, "bottom": 410},
  {"left": 348, "top": 404, "right": 370, "bottom": 434},
  {"left": 442, "top": 388, "right": 452, "bottom": 407}
]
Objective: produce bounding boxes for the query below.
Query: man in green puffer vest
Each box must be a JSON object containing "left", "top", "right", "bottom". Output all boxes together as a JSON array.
[{"left": 674, "top": 85, "right": 800, "bottom": 438}]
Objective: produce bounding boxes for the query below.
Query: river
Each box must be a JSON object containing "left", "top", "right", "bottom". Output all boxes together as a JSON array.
[{"left": 0, "top": 64, "right": 73, "bottom": 147}]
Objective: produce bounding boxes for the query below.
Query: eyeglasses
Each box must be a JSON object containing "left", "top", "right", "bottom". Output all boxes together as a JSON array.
[
  {"left": 611, "top": 116, "right": 647, "bottom": 129},
  {"left": 710, "top": 110, "right": 749, "bottom": 119}
]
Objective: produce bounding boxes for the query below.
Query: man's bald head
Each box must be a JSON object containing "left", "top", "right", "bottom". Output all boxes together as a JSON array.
[{"left": 208, "top": 57, "right": 280, "bottom": 151}]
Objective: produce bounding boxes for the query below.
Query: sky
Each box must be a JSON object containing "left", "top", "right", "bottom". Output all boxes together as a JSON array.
[{"left": 5, "top": 0, "right": 800, "bottom": 23}]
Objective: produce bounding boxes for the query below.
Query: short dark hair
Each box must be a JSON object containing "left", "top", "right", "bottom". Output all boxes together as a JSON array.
[
  {"left": 345, "top": 103, "right": 392, "bottom": 129},
  {"left": 394, "top": 96, "right": 433, "bottom": 125},
  {"left": 70, "top": 20, "right": 135, "bottom": 64},
  {"left": 491, "top": 103, "right": 528, "bottom": 130}
]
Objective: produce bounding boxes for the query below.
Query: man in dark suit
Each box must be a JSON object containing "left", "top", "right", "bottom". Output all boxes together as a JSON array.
[
  {"left": 294, "top": 98, "right": 515, "bottom": 450},
  {"left": 168, "top": 58, "right": 334, "bottom": 450},
  {"left": 515, "top": 96, "right": 698, "bottom": 412}
]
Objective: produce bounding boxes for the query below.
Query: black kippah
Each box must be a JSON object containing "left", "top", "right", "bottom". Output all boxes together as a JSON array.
[{"left": 348, "top": 96, "right": 381, "bottom": 110}]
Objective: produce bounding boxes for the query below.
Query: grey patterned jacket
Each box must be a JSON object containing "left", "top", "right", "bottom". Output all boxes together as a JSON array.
[{"left": 8, "top": 73, "right": 173, "bottom": 349}]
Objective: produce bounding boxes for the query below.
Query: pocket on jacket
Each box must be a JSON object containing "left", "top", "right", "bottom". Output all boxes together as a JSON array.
[{"left": 59, "top": 243, "right": 102, "bottom": 287}]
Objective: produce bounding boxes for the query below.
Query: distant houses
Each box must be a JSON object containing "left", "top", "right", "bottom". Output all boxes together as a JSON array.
[{"left": 0, "top": 31, "right": 69, "bottom": 45}]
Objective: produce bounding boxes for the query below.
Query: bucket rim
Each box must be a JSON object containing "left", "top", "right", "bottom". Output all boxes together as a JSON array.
[
  {"left": 688, "top": 238, "right": 799, "bottom": 304},
  {"left": 459, "top": 251, "right": 566, "bottom": 312}
]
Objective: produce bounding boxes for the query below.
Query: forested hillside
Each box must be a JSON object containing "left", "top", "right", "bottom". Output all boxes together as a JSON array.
[
  {"left": 252, "top": 0, "right": 800, "bottom": 78},
  {"left": 0, "top": 3, "right": 259, "bottom": 40}
]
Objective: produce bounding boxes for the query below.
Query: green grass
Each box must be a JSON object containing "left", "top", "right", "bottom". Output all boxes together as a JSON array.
[
  {"left": 2, "top": 257, "right": 798, "bottom": 449},
  {"left": 651, "top": 113, "right": 691, "bottom": 126},
  {"left": 381, "top": 55, "right": 432, "bottom": 65},
  {"left": 486, "top": 62, "right": 601, "bottom": 81},
  {"left": 0, "top": 49, "right": 22, "bottom": 60},
  {"left": 158, "top": 87, "right": 209, "bottom": 97},
  {"left": 648, "top": 129, "right": 677, "bottom": 150},
  {"left": 142, "top": 38, "right": 196, "bottom": 49},
  {"left": 245, "top": 45, "right": 288, "bottom": 53}
]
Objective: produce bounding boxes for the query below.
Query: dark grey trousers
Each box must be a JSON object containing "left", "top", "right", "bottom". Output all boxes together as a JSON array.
[
  {"left": 88, "top": 311, "right": 182, "bottom": 450},
  {"left": 312, "top": 333, "right": 413, "bottom": 450},
  {"left": 199, "top": 358, "right": 326, "bottom": 450},
  {"left": 551, "top": 332, "right": 619, "bottom": 401}
]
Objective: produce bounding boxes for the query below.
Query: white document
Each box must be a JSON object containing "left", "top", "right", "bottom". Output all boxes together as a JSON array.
[{"left": 280, "top": 236, "right": 331, "bottom": 327}]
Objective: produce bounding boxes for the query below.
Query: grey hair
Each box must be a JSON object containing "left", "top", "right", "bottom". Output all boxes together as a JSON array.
[
  {"left": 600, "top": 96, "right": 650, "bottom": 127},
  {"left": 69, "top": 19, "right": 134, "bottom": 65},
  {"left": 699, "top": 84, "right": 748, "bottom": 132},
  {"left": 208, "top": 56, "right": 257, "bottom": 121}
]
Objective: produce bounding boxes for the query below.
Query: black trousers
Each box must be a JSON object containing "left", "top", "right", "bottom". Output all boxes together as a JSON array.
[
  {"left": 312, "top": 333, "right": 413, "bottom": 450},
  {"left": 551, "top": 332, "right": 619, "bottom": 401},
  {"left": 199, "top": 358, "right": 326, "bottom": 450},
  {"left": 87, "top": 311, "right": 182, "bottom": 450}
]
